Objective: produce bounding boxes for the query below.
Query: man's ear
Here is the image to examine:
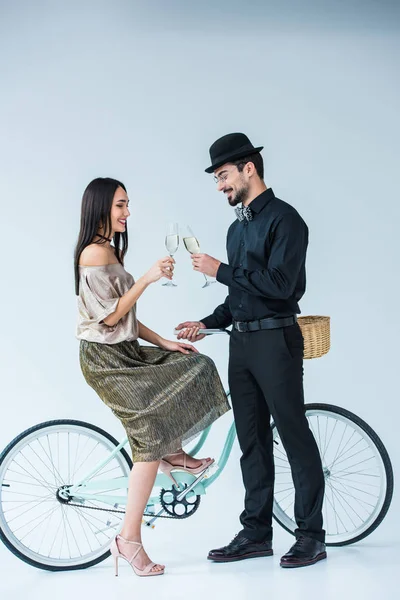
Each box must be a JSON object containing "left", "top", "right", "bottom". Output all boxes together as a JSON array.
[{"left": 246, "top": 161, "right": 256, "bottom": 178}]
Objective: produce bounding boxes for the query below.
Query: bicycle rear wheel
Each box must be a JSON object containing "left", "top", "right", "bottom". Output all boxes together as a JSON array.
[
  {"left": 0, "top": 420, "right": 132, "bottom": 570},
  {"left": 272, "top": 403, "right": 393, "bottom": 546}
]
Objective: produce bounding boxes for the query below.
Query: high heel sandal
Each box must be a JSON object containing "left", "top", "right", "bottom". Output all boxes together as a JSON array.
[
  {"left": 159, "top": 451, "right": 214, "bottom": 486},
  {"left": 110, "top": 535, "right": 165, "bottom": 577}
]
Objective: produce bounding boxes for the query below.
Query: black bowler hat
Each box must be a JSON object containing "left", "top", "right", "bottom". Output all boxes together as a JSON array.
[{"left": 205, "top": 132, "right": 263, "bottom": 173}]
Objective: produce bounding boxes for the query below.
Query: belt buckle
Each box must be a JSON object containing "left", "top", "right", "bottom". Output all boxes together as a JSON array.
[{"left": 236, "top": 321, "right": 247, "bottom": 333}]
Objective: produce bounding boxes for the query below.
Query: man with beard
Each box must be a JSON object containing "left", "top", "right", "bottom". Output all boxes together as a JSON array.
[{"left": 175, "top": 133, "right": 326, "bottom": 568}]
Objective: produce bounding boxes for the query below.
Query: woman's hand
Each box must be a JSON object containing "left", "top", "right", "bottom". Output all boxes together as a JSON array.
[
  {"left": 143, "top": 257, "right": 175, "bottom": 284},
  {"left": 158, "top": 338, "right": 199, "bottom": 355}
]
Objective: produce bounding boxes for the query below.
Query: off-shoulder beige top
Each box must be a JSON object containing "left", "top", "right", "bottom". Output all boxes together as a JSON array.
[{"left": 76, "top": 263, "right": 139, "bottom": 344}]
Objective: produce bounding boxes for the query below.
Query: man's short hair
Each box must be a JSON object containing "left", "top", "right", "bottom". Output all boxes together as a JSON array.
[{"left": 233, "top": 152, "right": 264, "bottom": 180}]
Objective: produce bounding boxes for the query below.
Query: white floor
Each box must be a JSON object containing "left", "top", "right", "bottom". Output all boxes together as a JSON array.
[{"left": 2, "top": 508, "right": 398, "bottom": 600}]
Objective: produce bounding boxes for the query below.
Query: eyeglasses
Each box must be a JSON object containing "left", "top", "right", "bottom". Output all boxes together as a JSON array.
[{"left": 213, "top": 164, "right": 243, "bottom": 184}]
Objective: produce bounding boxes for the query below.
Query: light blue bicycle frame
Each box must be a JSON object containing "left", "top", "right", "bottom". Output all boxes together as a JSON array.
[{"left": 67, "top": 391, "right": 235, "bottom": 509}]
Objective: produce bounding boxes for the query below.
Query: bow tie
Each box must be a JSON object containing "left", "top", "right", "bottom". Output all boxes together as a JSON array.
[{"left": 235, "top": 205, "right": 253, "bottom": 222}]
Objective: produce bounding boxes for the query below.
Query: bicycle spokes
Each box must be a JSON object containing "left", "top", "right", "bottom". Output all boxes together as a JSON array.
[
  {"left": 0, "top": 422, "right": 130, "bottom": 569},
  {"left": 273, "top": 406, "right": 391, "bottom": 546}
]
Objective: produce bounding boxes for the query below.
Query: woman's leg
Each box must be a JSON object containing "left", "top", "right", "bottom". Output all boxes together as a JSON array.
[{"left": 118, "top": 461, "right": 164, "bottom": 572}]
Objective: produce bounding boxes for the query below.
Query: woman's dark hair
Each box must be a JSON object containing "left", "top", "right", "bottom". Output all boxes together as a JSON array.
[
  {"left": 233, "top": 152, "right": 264, "bottom": 180},
  {"left": 74, "top": 177, "right": 128, "bottom": 295}
]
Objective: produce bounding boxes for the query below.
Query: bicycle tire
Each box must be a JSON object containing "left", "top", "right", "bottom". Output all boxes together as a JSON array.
[{"left": 272, "top": 403, "right": 394, "bottom": 546}]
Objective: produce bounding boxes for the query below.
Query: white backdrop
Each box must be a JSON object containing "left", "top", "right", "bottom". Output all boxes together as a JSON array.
[{"left": 0, "top": 1, "right": 399, "bottom": 597}]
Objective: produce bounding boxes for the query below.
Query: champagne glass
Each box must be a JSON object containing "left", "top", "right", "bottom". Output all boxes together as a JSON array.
[
  {"left": 162, "top": 222, "right": 179, "bottom": 287},
  {"left": 182, "top": 225, "right": 215, "bottom": 288}
]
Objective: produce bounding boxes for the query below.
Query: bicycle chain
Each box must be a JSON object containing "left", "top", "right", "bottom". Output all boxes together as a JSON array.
[
  {"left": 67, "top": 502, "right": 177, "bottom": 519},
  {"left": 66, "top": 482, "right": 201, "bottom": 521}
]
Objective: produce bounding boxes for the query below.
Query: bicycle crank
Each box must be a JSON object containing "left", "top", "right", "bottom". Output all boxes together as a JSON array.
[{"left": 142, "top": 461, "right": 213, "bottom": 528}]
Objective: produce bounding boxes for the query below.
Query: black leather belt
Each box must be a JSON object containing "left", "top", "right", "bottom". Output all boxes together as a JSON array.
[{"left": 233, "top": 315, "right": 297, "bottom": 333}]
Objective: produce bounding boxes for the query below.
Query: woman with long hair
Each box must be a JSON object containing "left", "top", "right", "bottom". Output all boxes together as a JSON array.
[{"left": 75, "top": 177, "right": 230, "bottom": 577}]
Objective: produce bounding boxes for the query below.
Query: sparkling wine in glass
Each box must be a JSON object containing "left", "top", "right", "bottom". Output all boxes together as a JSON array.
[
  {"left": 182, "top": 225, "right": 215, "bottom": 288},
  {"left": 163, "top": 222, "right": 179, "bottom": 287}
]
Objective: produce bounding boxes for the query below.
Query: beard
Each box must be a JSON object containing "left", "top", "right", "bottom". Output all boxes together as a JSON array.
[{"left": 227, "top": 183, "right": 250, "bottom": 207}]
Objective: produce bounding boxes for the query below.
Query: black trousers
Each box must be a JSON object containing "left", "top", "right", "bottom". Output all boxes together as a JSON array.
[{"left": 228, "top": 323, "right": 325, "bottom": 543}]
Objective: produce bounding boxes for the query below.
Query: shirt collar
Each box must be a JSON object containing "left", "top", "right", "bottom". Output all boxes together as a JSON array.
[{"left": 248, "top": 187, "right": 275, "bottom": 214}]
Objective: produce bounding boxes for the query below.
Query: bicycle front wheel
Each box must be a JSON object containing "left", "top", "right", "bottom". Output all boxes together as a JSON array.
[
  {"left": 0, "top": 420, "right": 132, "bottom": 571},
  {"left": 272, "top": 404, "right": 393, "bottom": 546}
]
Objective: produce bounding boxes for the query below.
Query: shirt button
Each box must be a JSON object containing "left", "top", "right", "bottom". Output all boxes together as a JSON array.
[
  {"left": 239, "top": 263, "right": 243, "bottom": 266},
  {"left": 239, "top": 304, "right": 243, "bottom": 308}
]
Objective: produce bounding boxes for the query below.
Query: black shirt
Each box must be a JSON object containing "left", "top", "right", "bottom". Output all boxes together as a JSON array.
[{"left": 201, "top": 188, "right": 308, "bottom": 328}]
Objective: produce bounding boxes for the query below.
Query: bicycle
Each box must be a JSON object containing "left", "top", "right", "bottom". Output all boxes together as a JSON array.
[{"left": 0, "top": 329, "right": 394, "bottom": 571}]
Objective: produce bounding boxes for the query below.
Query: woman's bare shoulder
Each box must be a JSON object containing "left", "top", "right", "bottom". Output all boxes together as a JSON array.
[{"left": 79, "top": 244, "right": 113, "bottom": 266}]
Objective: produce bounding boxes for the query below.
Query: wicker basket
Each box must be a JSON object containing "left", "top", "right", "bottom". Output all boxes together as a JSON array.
[{"left": 298, "top": 316, "right": 330, "bottom": 359}]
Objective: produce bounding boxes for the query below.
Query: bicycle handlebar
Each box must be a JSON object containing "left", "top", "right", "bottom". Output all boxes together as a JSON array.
[{"left": 173, "top": 328, "right": 229, "bottom": 336}]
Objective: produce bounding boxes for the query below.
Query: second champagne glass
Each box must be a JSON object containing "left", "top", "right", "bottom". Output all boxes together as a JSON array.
[
  {"left": 182, "top": 225, "right": 215, "bottom": 288},
  {"left": 162, "top": 222, "right": 179, "bottom": 287}
]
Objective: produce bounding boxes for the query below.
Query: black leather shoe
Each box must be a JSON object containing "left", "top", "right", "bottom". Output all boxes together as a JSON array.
[
  {"left": 208, "top": 534, "right": 273, "bottom": 563},
  {"left": 280, "top": 536, "right": 327, "bottom": 568}
]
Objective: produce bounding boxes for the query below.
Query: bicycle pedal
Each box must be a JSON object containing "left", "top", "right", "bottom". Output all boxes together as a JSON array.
[
  {"left": 142, "top": 520, "right": 156, "bottom": 529},
  {"left": 202, "top": 462, "right": 218, "bottom": 479}
]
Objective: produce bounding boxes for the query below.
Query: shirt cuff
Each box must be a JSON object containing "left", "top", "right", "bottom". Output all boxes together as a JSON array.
[
  {"left": 200, "top": 315, "right": 219, "bottom": 329},
  {"left": 216, "top": 262, "right": 234, "bottom": 286}
]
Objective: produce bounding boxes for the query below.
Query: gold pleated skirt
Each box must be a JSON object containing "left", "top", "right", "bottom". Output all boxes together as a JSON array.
[{"left": 79, "top": 340, "right": 230, "bottom": 462}]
